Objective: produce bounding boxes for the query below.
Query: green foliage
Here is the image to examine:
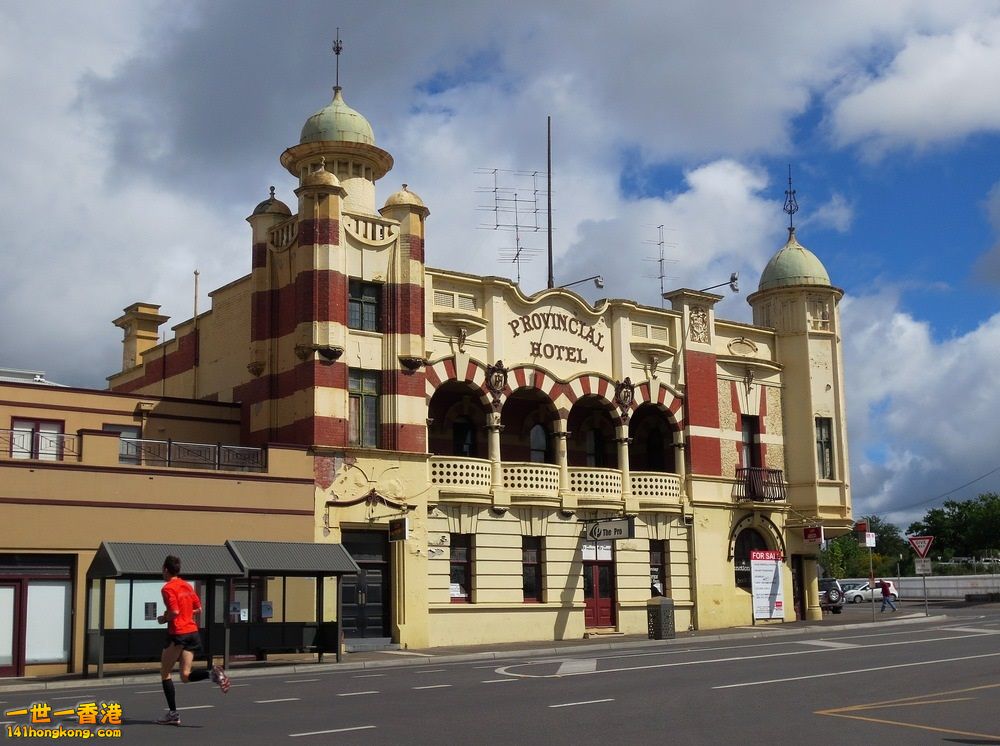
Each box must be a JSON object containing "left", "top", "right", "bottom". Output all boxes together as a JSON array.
[
  {"left": 819, "top": 514, "right": 910, "bottom": 578},
  {"left": 907, "top": 493, "right": 1000, "bottom": 561}
]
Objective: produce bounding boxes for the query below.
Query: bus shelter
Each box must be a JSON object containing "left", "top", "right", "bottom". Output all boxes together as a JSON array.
[{"left": 84, "top": 540, "right": 359, "bottom": 678}]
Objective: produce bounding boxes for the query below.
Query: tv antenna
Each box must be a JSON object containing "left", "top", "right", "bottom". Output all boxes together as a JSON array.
[
  {"left": 642, "top": 224, "right": 678, "bottom": 306},
  {"left": 476, "top": 167, "right": 549, "bottom": 285}
]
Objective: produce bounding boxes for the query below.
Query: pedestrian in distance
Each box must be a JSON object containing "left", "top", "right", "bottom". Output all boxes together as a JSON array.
[
  {"left": 879, "top": 580, "right": 897, "bottom": 613},
  {"left": 156, "top": 554, "right": 231, "bottom": 726}
]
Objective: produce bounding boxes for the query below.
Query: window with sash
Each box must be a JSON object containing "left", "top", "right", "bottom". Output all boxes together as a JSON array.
[
  {"left": 815, "top": 417, "right": 834, "bottom": 479},
  {"left": 348, "top": 370, "right": 380, "bottom": 448},
  {"left": 449, "top": 534, "right": 473, "bottom": 603},
  {"left": 10, "top": 419, "right": 64, "bottom": 461},
  {"left": 348, "top": 280, "right": 381, "bottom": 332},
  {"left": 522, "top": 536, "right": 544, "bottom": 603}
]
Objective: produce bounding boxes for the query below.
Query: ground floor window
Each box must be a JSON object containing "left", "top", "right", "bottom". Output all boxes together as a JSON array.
[
  {"left": 449, "top": 534, "right": 473, "bottom": 603},
  {"left": 649, "top": 540, "right": 670, "bottom": 596},
  {"left": 522, "top": 537, "right": 544, "bottom": 603},
  {"left": 734, "top": 528, "right": 768, "bottom": 589},
  {"left": 25, "top": 581, "right": 71, "bottom": 663}
]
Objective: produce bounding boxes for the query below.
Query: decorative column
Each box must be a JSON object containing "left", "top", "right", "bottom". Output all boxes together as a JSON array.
[
  {"left": 553, "top": 419, "right": 570, "bottom": 495},
  {"left": 674, "top": 433, "right": 688, "bottom": 500},
  {"left": 617, "top": 430, "right": 635, "bottom": 512},
  {"left": 486, "top": 411, "right": 504, "bottom": 492},
  {"left": 803, "top": 557, "right": 823, "bottom": 621}
]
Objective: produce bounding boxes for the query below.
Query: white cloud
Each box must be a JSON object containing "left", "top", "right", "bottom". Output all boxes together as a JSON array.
[{"left": 830, "top": 16, "right": 1000, "bottom": 153}]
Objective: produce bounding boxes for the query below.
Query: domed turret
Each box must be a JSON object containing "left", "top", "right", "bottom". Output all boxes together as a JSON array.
[
  {"left": 300, "top": 87, "right": 375, "bottom": 146},
  {"left": 251, "top": 186, "right": 291, "bottom": 217},
  {"left": 384, "top": 184, "right": 426, "bottom": 210},
  {"left": 757, "top": 227, "right": 831, "bottom": 292}
]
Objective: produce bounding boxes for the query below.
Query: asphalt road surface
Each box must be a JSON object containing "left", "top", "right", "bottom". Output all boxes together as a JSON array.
[{"left": 4, "top": 603, "right": 999, "bottom": 744}]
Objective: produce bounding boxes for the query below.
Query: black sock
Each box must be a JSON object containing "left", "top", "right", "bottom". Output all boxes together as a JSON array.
[
  {"left": 162, "top": 679, "right": 176, "bottom": 711},
  {"left": 188, "top": 669, "right": 209, "bottom": 682}
]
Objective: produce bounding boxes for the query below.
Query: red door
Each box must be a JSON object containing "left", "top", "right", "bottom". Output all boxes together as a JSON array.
[
  {"left": 0, "top": 582, "right": 23, "bottom": 677},
  {"left": 583, "top": 562, "right": 615, "bottom": 627}
]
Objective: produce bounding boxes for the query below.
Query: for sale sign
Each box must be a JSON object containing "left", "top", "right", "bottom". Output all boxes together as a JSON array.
[
  {"left": 750, "top": 549, "right": 785, "bottom": 620},
  {"left": 803, "top": 526, "right": 824, "bottom": 545}
]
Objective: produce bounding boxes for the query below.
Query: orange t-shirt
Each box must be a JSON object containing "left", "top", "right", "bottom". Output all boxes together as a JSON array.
[{"left": 161, "top": 577, "right": 201, "bottom": 635}]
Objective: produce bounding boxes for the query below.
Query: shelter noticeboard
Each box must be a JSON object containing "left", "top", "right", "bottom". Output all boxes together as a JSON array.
[{"left": 750, "top": 549, "right": 785, "bottom": 620}]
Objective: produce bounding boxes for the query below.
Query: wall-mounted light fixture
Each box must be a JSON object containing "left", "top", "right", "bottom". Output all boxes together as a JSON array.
[
  {"left": 560, "top": 275, "right": 604, "bottom": 290},
  {"left": 698, "top": 272, "right": 739, "bottom": 294}
]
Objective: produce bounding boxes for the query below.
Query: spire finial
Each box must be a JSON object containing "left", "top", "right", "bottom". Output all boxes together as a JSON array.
[
  {"left": 332, "top": 28, "right": 343, "bottom": 90},
  {"left": 783, "top": 164, "right": 798, "bottom": 232},
  {"left": 269, "top": 185, "right": 275, "bottom": 199}
]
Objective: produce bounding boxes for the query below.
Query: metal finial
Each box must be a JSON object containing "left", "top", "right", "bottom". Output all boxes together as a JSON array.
[
  {"left": 332, "top": 28, "right": 343, "bottom": 89},
  {"left": 783, "top": 164, "right": 798, "bottom": 231},
  {"left": 268, "top": 186, "right": 275, "bottom": 199}
]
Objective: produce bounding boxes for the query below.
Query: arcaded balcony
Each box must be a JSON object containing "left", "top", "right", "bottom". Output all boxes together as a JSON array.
[
  {"left": 630, "top": 471, "right": 682, "bottom": 500},
  {"left": 502, "top": 462, "right": 560, "bottom": 496},
  {"left": 428, "top": 456, "right": 492, "bottom": 495}
]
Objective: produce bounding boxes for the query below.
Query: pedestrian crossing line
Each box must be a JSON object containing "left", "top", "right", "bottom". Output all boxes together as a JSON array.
[
  {"left": 946, "top": 626, "right": 1000, "bottom": 635},
  {"left": 556, "top": 658, "right": 597, "bottom": 675}
]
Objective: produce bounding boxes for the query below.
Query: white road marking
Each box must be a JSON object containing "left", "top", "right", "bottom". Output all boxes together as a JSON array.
[
  {"left": 414, "top": 668, "right": 447, "bottom": 673},
  {"left": 48, "top": 694, "right": 98, "bottom": 701},
  {"left": 352, "top": 674, "right": 384, "bottom": 678},
  {"left": 285, "top": 679, "right": 320, "bottom": 683},
  {"left": 481, "top": 678, "right": 517, "bottom": 683},
  {"left": 797, "top": 640, "right": 859, "bottom": 649},
  {"left": 176, "top": 705, "right": 214, "bottom": 711},
  {"left": 713, "top": 651, "right": 1000, "bottom": 689},
  {"left": 549, "top": 698, "right": 615, "bottom": 708},
  {"left": 290, "top": 725, "right": 377, "bottom": 738},
  {"left": 557, "top": 658, "right": 597, "bottom": 675},
  {"left": 337, "top": 691, "right": 378, "bottom": 697},
  {"left": 413, "top": 684, "right": 452, "bottom": 690},
  {"left": 377, "top": 650, "right": 433, "bottom": 657},
  {"left": 947, "top": 626, "right": 999, "bottom": 635},
  {"left": 498, "top": 631, "right": 997, "bottom": 679},
  {"left": 254, "top": 697, "right": 301, "bottom": 703},
  {"left": 134, "top": 690, "right": 164, "bottom": 695}
]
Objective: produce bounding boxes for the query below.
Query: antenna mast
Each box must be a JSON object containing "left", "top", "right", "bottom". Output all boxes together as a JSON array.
[
  {"left": 475, "top": 167, "right": 547, "bottom": 286},
  {"left": 547, "top": 116, "right": 554, "bottom": 289},
  {"left": 642, "top": 225, "right": 677, "bottom": 307}
]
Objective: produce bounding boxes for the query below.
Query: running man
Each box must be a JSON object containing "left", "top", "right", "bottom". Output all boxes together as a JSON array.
[{"left": 156, "top": 554, "right": 230, "bottom": 726}]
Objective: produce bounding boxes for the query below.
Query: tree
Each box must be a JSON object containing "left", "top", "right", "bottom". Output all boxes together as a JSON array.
[
  {"left": 819, "top": 514, "right": 909, "bottom": 578},
  {"left": 908, "top": 493, "right": 1000, "bottom": 561}
]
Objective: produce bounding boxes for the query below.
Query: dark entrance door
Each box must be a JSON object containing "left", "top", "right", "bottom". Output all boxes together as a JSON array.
[
  {"left": 0, "top": 582, "right": 22, "bottom": 677},
  {"left": 582, "top": 562, "right": 615, "bottom": 627},
  {"left": 791, "top": 555, "right": 805, "bottom": 621},
  {"left": 340, "top": 531, "right": 390, "bottom": 639}
]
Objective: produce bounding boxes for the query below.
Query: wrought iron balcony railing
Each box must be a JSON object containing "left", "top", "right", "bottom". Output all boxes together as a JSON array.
[
  {"left": 733, "top": 467, "right": 786, "bottom": 502},
  {"left": 120, "top": 438, "right": 266, "bottom": 472},
  {"left": 1, "top": 428, "right": 78, "bottom": 461}
]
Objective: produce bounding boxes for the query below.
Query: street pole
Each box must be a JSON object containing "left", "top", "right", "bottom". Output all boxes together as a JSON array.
[
  {"left": 922, "top": 573, "right": 928, "bottom": 617},
  {"left": 869, "top": 547, "right": 876, "bottom": 622}
]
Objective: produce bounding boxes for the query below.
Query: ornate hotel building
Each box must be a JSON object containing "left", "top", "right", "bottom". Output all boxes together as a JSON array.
[{"left": 0, "top": 77, "right": 852, "bottom": 676}]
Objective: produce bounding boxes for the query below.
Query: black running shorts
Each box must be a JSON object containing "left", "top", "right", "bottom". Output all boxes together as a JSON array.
[{"left": 164, "top": 632, "right": 203, "bottom": 653}]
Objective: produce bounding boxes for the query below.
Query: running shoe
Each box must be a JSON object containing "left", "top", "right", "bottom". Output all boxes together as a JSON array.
[
  {"left": 156, "top": 710, "right": 181, "bottom": 726},
  {"left": 211, "top": 664, "right": 231, "bottom": 694}
]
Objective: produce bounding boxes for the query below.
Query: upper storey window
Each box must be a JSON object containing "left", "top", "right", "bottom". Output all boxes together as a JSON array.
[{"left": 348, "top": 280, "right": 381, "bottom": 332}]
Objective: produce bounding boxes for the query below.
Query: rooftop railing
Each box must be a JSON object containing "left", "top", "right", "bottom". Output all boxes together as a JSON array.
[{"left": 120, "top": 439, "right": 266, "bottom": 472}]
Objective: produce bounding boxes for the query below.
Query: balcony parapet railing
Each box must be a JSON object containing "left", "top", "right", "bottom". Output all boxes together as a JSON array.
[
  {"left": 120, "top": 439, "right": 266, "bottom": 472},
  {"left": 733, "top": 467, "right": 786, "bottom": 502},
  {"left": 630, "top": 471, "right": 682, "bottom": 500},
  {"left": 1, "top": 429, "right": 78, "bottom": 462},
  {"left": 567, "top": 467, "right": 622, "bottom": 497},
  {"left": 429, "top": 456, "right": 492, "bottom": 492},
  {"left": 501, "top": 462, "right": 560, "bottom": 495}
]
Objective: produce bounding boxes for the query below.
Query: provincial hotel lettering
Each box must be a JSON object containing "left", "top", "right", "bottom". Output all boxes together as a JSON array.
[{"left": 508, "top": 311, "right": 606, "bottom": 364}]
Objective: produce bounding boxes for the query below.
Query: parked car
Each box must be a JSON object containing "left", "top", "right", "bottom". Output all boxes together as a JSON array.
[
  {"left": 840, "top": 581, "right": 866, "bottom": 593},
  {"left": 818, "top": 578, "right": 844, "bottom": 613},
  {"left": 843, "top": 580, "right": 899, "bottom": 603}
]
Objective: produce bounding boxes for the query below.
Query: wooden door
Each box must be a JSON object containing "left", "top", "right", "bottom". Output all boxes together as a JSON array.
[{"left": 582, "top": 562, "right": 615, "bottom": 628}]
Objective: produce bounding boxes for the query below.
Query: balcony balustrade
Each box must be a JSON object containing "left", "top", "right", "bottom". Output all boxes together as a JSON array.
[
  {"left": 120, "top": 439, "right": 266, "bottom": 472},
  {"left": 501, "top": 462, "right": 560, "bottom": 495},
  {"left": 567, "top": 467, "right": 622, "bottom": 496},
  {"left": 732, "top": 467, "right": 786, "bottom": 502},
  {"left": 428, "top": 456, "right": 492, "bottom": 493},
  {"left": 630, "top": 471, "right": 682, "bottom": 500},
  {"left": 0, "top": 429, "right": 78, "bottom": 461}
]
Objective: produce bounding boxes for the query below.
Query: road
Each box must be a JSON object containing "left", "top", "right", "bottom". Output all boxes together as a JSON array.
[{"left": 4, "top": 602, "right": 999, "bottom": 744}]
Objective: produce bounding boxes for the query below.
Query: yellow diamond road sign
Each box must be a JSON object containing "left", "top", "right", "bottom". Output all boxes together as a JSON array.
[{"left": 908, "top": 535, "right": 933, "bottom": 558}]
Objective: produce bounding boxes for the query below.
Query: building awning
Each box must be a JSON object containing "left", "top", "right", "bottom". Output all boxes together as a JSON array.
[
  {"left": 87, "top": 542, "right": 244, "bottom": 579},
  {"left": 226, "top": 540, "right": 360, "bottom": 576},
  {"left": 87, "top": 540, "right": 360, "bottom": 580}
]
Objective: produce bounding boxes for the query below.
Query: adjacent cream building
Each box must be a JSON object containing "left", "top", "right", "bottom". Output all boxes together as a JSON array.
[{"left": 0, "top": 71, "right": 853, "bottom": 676}]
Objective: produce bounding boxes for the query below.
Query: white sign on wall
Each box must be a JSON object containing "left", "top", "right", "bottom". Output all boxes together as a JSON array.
[
  {"left": 750, "top": 549, "right": 785, "bottom": 620},
  {"left": 581, "top": 540, "right": 613, "bottom": 561}
]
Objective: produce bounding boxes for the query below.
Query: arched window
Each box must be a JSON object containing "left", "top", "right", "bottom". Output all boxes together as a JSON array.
[
  {"left": 529, "top": 424, "right": 549, "bottom": 463},
  {"left": 452, "top": 416, "right": 477, "bottom": 457},
  {"left": 733, "top": 528, "right": 768, "bottom": 590}
]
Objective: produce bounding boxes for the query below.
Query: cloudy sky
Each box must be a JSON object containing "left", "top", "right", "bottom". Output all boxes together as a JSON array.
[{"left": 3, "top": 0, "right": 1000, "bottom": 529}]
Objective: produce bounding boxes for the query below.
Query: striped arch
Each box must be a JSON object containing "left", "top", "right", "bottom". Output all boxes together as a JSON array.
[
  {"left": 507, "top": 366, "right": 569, "bottom": 414},
  {"left": 631, "top": 380, "right": 685, "bottom": 429},
  {"left": 565, "top": 374, "right": 616, "bottom": 410},
  {"left": 424, "top": 357, "right": 492, "bottom": 409}
]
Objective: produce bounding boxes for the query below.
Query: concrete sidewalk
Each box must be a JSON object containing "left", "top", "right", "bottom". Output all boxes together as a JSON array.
[{"left": 0, "top": 605, "right": 953, "bottom": 695}]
